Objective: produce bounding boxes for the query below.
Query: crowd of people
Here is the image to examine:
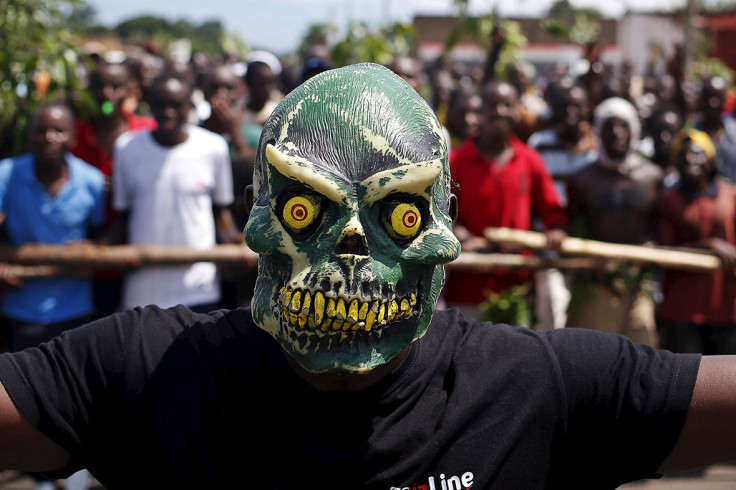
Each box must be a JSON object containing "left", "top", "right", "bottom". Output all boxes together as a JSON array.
[
  {"left": 2, "top": 36, "right": 736, "bottom": 363},
  {"left": 431, "top": 33, "right": 736, "bottom": 359},
  {"left": 0, "top": 30, "right": 735, "bottom": 489}
]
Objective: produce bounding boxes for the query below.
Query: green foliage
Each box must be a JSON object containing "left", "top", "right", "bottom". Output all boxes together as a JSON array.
[
  {"left": 690, "top": 57, "right": 736, "bottom": 83},
  {"left": 541, "top": 0, "right": 603, "bottom": 45},
  {"left": 299, "top": 23, "right": 338, "bottom": 54},
  {"left": 331, "top": 21, "right": 416, "bottom": 67},
  {"left": 687, "top": 25, "right": 736, "bottom": 83},
  {"left": 479, "top": 283, "right": 532, "bottom": 327},
  {"left": 443, "top": 14, "right": 528, "bottom": 80},
  {"left": 113, "top": 15, "right": 228, "bottom": 57},
  {"left": 0, "top": 0, "right": 90, "bottom": 157}
]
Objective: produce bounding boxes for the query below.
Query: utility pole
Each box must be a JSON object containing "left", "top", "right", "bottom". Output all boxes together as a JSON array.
[{"left": 684, "top": 0, "right": 698, "bottom": 72}]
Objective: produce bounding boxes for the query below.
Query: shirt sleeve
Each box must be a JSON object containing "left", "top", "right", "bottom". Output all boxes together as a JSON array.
[
  {"left": 0, "top": 306, "right": 194, "bottom": 476},
  {"left": 527, "top": 147, "right": 569, "bottom": 229},
  {"left": 0, "top": 158, "right": 14, "bottom": 214},
  {"left": 543, "top": 328, "right": 700, "bottom": 486},
  {"left": 111, "top": 139, "right": 131, "bottom": 212},
  {"left": 211, "top": 134, "right": 234, "bottom": 207}
]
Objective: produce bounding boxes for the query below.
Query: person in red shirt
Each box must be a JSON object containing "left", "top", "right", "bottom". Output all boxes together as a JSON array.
[
  {"left": 656, "top": 128, "right": 736, "bottom": 354},
  {"left": 445, "top": 81, "right": 568, "bottom": 319},
  {"left": 71, "top": 61, "right": 157, "bottom": 318},
  {"left": 72, "top": 61, "right": 156, "bottom": 179}
]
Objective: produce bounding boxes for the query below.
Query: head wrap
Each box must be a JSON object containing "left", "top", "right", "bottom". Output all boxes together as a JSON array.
[
  {"left": 593, "top": 97, "right": 641, "bottom": 146},
  {"left": 670, "top": 128, "right": 717, "bottom": 163},
  {"left": 593, "top": 97, "right": 641, "bottom": 169}
]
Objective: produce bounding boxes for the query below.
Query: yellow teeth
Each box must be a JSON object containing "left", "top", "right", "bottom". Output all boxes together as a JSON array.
[{"left": 278, "top": 287, "right": 418, "bottom": 332}]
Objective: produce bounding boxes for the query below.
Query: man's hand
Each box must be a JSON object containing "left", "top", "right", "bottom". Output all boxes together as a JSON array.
[
  {"left": 707, "top": 237, "right": 736, "bottom": 269},
  {"left": 544, "top": 228, "right": 568, "bottom": 251},
  {"left": 0, "top": 262, "right": 22, "bottom": 290}
]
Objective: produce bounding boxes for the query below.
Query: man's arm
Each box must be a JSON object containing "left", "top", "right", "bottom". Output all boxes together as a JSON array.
[
  {"left": 659, "top": 355, "right": 736, "bottom": 473},
  {"left": 0, "top": 380, "right": 70, "bottom": 471},
  {"left": 214, "top": 205, "right": 244, "bottom": 244}
]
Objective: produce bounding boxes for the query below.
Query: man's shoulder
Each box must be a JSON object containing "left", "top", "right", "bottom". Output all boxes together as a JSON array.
[
  {"left": 526, "top": 129, "right": 558, "bottom": 149},
  {"left": 75, "top": 306, "right": 264, "bottom": 367},
  {"left": 509, "top": 135, "right": 542, "bottom": 159},
  {"left": 125, "top": 113, "right": 157, "bottom": 132},
  {"left": 67, "top": 153, "right": 105, "bottom": 182},
  {"left": 188, "top": 125, "right": 229, "bottom": 146},
  {"left": 115, "top": 129, "right": 151, "bottom": 154},
  {"left": 0, "top": 153, "right": 32, "bottom": 182},
  {"left": 427, "top": 309, "right": 556, "bottom": 363}
]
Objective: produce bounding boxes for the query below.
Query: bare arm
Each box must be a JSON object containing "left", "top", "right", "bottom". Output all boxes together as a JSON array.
[
  {"left": 0, "top": 380, "right": 70, "bottom": 471},
  {"left": 659, "top": 355, "right": 736, "bottom": 473},
  {"left": 214, "top": 205, "right": 244, "bottom": 244}
]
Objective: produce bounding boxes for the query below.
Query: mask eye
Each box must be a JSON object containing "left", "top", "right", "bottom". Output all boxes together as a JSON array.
[
  {"left": 382, "top": 201, "right": 422, "bottom": 241},
  {"left": 281, "top": 194, "right": 322, "bottom": 232}
]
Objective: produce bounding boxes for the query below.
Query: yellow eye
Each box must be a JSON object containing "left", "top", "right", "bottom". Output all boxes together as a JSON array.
[
  {"left": 388, "top": 202, "right": 421, "bottom": 239},
  {"left": 282, "top": 195, "right": 320, "bottom": 231}
]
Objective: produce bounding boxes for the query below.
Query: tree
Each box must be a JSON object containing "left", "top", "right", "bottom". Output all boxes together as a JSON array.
[
  {"left": 541, "top": 0, "right": 603, "bottom": 45},
  {"left": 299, "top": 23, "right": 338, "bottom": 54},
  {"left": 331, "top": 21, "right": 416, "bottom": 67},
  {"left": 443, "top": 9, "right": 528, "bottom": 81},
  {"left": 0, "top": 0, "right": 90, "bottom": 158},
  {"left": 113, "top": 15, "right": 232, "bottom": 59}
]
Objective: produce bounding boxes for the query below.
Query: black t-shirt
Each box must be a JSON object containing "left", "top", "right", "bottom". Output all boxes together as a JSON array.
[{"left": 0, "top": 306, "right": 700, "bottom": 489}]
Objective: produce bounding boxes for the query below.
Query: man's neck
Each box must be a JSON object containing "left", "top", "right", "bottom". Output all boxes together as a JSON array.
[
  {"left": 285, "top": 346, "right": 410, "bottom": 392},
  {"left": 34, "top": 158, "right": 69, "bottom": 197},
  {"left": 477, "top": 131, "right": 512, "bottom": 163},
  {"left": 152, "top": 128, "right": 189, "bottom": 147}
]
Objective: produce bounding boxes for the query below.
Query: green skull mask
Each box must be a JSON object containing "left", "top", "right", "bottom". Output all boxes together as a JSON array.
[{"left": 244, "top": 63, "right": 460, "bottom": 374}]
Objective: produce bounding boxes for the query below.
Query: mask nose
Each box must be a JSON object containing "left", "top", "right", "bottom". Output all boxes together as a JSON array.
[{"left": 336, "top": 218, "right": 369, "bottom": 256}]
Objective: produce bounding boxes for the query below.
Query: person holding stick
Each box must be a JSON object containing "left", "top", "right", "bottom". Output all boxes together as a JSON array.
[
  {"left": 656, "top": 128, "right": 736, "bottom": 354},
  {"left": 0, "top": 103, "right": 105, "bottom": 351},
  {"left": 566, "top": 97, "right": 664, "bottom": 347},
  {"left": 1, "top": 64, "right": 736, "bottom": 489},
  {"left": 444, "top": 80, "right": 568, "bottom": 321},
  {"left": 0, "top": 102, "right": 104, "bottom": 490},
  {"left": 109, "top": 71, "right": 243, "bottom": 313}
]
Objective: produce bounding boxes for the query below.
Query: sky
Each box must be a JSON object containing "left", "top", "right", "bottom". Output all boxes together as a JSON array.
[{"left": 87, "top": 0, "right": 691, "bottom": 56}]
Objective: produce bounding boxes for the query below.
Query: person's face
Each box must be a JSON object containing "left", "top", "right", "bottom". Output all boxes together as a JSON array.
[
  {"left": 677, "top": 140, "right": 713, "bottom": 184},
  {"left": 204, "top": 66, "right": 243, "bottom": 107},
  {"left": 508, "top": 65, "right": 529, "bottom": 93},
  {"left": 463, "top": 94, "right": 483, "bottom": 139},
  {"left": 551, "top": 86, "right": 588, "bottom": 129},
  {"left": 700, "top": 78, "right": 727, "bottom": 119},
  {"left": 150, "top": 78, "right": 191, "bottom": 140},
  {"left": 31, "top": 106, "right": 75, "bottom": 164},
  {"left": 482, "top": 82, "right": 518, "bottom": 135},
  {"left": 391, "top": 57, "right": 423, "bottom": 94},
  {"left": 249, "top": 66, "right": 277, "bottom": 103},
  {"left": 600, "top": 116, "right": 631, "bottom": 159},
  {"left": 652, "top": 110, "right": 682, "bottom": 157},
  {"left": 90, "top": 64, "right": 130, "bottom": 115}
]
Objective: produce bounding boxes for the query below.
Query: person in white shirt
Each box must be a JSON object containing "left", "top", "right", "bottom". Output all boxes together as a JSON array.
[{"left": 111, "top": 72, "right": 244, "bottom": 312}]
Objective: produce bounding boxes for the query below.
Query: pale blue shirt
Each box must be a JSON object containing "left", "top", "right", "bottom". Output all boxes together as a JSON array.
[{"left": 0, "top": 152, "right": 105, "bottom": 323}]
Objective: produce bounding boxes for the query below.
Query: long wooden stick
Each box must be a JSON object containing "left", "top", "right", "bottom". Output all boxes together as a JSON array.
[
  {"left": 447, "top": 252, "right": 611, "bottom": 272},
  {"left": 0, "top": 244, "right": 258, "bottom": 267},
  {"left": 0, "top": 232, "right": 725, "bottom": 279},
  {"left": 483, "top": 227, "right": 723, "bottom": 272}
]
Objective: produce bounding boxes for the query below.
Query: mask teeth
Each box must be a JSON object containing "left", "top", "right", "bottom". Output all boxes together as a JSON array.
[{"left": 278, "top": 287, "right": 417, "bottom": 332}]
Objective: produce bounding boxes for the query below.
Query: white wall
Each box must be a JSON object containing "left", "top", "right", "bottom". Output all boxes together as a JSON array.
[{"left": 618, "top": 11, "right": 685, "bottom": 76}]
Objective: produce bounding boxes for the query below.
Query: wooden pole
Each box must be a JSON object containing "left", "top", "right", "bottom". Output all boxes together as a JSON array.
[
  {"left": 447, "top": 252, "right": 611, "bottom": 272},
  {"left": 0, "top": 244, "right": 258, "bottom": 268},
  {"left": 483, "top": 227, "right": 723, "bottom": 272},
  {"left": 0, "top": 231, "right": 726, "bottom": 279}
]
